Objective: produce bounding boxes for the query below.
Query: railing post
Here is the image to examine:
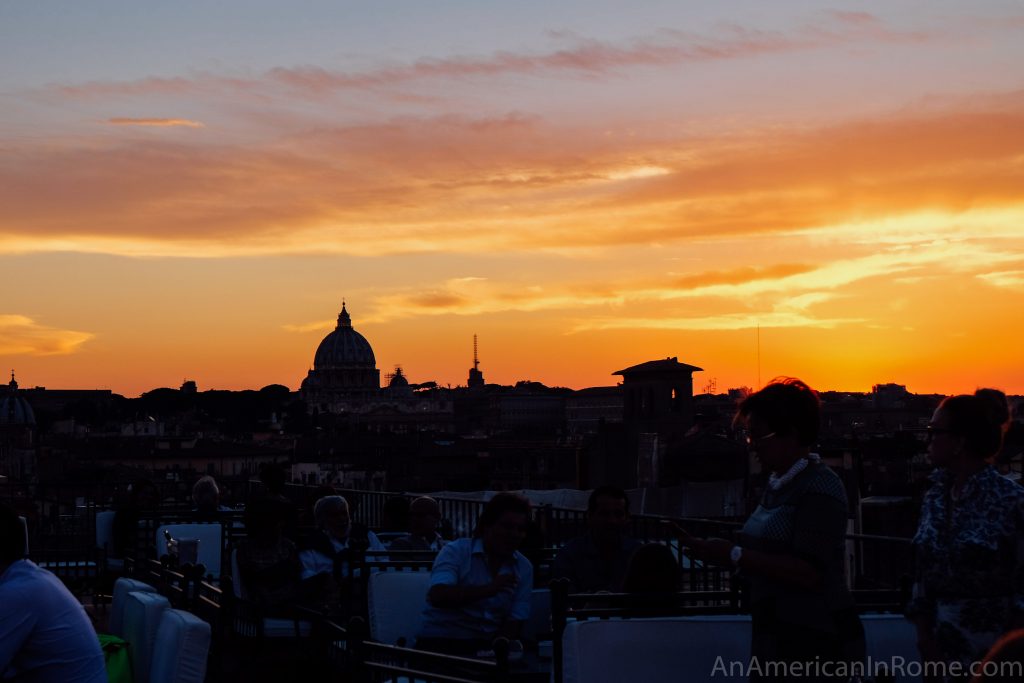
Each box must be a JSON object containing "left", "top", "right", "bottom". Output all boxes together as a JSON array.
[{"left": 550, "top": 578, "right": 569, "bottom": 683}]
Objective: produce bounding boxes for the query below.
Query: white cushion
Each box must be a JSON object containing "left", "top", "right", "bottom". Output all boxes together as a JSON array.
[
  {"left": 122, "top": 591, "right": 171, "bottom": 683},
  {"left": 149, "top": 608, "right": 211, "bottom": 683},
  {"left": 368, "top": 570, "right": 432, "bottom": 645},
  {"left": 96, "top": 510, "right": 117, "bottom": 551},
  {"left": 562, "top": 616, "right": 752, "bottom": 683},
  {"left": 156, "top": 524, "right": 223, "bottom": 578},
  {"left": 110, "top": 578, "right": 158, "bottom": 638},
  {"left": 862, "top": 614, "right": 921, "bottom": 682}
]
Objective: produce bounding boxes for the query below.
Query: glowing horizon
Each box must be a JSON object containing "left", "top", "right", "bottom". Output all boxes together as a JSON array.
[{"left": 2, "top": 2, "right": 1023, "bottom": 398}]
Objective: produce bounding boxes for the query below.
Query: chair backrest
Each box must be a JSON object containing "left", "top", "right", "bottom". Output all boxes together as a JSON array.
[
  {"left": 367, "top": 570, "right": 432, "bottom": 646},
  {"left": 96, "top": 510, "right": 117, "bottom": 552},
  {"left": 18, "top": 516, "right": 28, "bottom": 557},
  {"left": 122, "top": 590, "right": 172, "bottom": 683},
  {"left": 359, "top": 640, "right": 506, "bottom": 683},
  {"left": 523, "top": 589, "right": 551, "bottom": 641},
  {"left": 156, "top": 524, "right": 223, "bottom": 578},
  {"left": 862, "top": 614, "right": 920, "bottom": 682},
  {"left": 110, "top": 578, "right": 158, "bottom": 637},
  {"left": 229, "top": 548, "right": 244, "bottom": 599},
  {"left": 149, "top": 608, "right": 211, "bottom": 683},
  {"left": 561, "top": 616, "right": 752, "bottom": 683}
]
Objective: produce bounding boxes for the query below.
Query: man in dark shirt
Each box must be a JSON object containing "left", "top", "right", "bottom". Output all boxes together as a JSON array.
[
  {"left": 553, "top": 486, "right": 642, "bottom": 592},
  {"left": 389, "top": 496, "right": 446, "bottom": 552}
]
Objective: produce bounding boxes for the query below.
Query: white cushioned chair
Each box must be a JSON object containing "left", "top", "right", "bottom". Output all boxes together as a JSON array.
[
  {"left": 562, "top": 615, "right": 753, "bottom": 683},
  {"left": 122, "top": 590, "right": 171, "bottom": 683},
  {"left": 149, "top": 608, "right": 211, "bottom": 683},
  {"left": 862, "top": 614, "right": 921, "bottom": 682},
  {"left": 367, "top": 570, "right": 432, "bottom": 646},
  {"left": 110, "top": 577, "right": 158, "bottom": 637}
]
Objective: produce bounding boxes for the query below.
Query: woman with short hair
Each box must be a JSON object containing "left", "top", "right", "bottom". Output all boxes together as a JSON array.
[
  {"left": 908, "top": 389, "right": 1024, "bottom": 672},
  {"left": 679, "top": 378, "right": 864, "bottom": 680}
]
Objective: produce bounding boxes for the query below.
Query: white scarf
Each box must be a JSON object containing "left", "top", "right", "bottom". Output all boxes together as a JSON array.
[{"left": 768, "top": 452, "right": 821, "bottom": 490}]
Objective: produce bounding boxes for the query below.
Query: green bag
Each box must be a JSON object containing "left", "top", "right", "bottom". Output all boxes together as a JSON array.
[{"left": 98, "top": 633, "right": 133, "bottom": 683}]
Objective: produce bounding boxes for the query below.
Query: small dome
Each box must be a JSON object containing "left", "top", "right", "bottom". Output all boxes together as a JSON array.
[
  {"left": 1, "top": 372, "right": 35, "bottom": 426},
  {"left": 313, "top": 303, "right": 376, "bottom": 369},
  {"left": 388, "top": 367, "right": 409, "bottom": 388}
]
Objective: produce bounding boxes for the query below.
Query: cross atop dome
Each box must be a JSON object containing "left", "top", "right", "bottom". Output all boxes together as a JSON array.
[{"left": 338, "top": 300, "right": 352, "bottom": 328}]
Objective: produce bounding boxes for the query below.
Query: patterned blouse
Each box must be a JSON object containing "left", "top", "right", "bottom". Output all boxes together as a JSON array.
[{"left": 908, "top": 465, "right": 1024, "bottom": 666}]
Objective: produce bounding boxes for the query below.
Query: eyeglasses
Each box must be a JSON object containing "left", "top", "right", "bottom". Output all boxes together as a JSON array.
[
  {"left": 743, "top": 431, "right": 777, "bottom": 446},
  {"left": 924, "top": 426, "right": 955, "bottom": 441}
]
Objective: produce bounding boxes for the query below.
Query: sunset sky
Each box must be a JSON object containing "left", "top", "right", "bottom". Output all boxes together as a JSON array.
[{"left": 2, "top": 1, "right": 1023, "bottom": 397}]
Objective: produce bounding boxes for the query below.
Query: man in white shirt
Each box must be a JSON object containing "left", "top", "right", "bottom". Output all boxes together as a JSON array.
[
  {"left": 0, "top": 503, "right": 107, "bottom": 683},
  {"left": 298, "top": 495, "right": 386, "bottom": 581}
]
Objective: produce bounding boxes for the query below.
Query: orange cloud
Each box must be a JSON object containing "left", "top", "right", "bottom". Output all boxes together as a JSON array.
[
  {"left": 672, "top": 264, "right": 816, "bottom": 289},
  {"left": 0, "top": 315, "right": 93, "bottom": 356},
  {"left": 1, "top": 94, "right": 1023, "bottom": 257},
  {"left": 107, "top": 118, "right": 205, "bottom": 128}
]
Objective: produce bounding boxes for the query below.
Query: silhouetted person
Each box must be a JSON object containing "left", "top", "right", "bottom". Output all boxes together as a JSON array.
[
  {"left": 552, "top": 486, "right": 641, "bottom": 592},
  {"left": 191, "top": 475, "right": 228, "bottom": 521},
  {"left": 621, "top": 543, "right": 681, "bottom": 594},
  {"left": 389, "top": 496, "right": 445, "bottom": 552},
  {"left": 381, "top": 496, "right": 411, "bottom": 535},
  {"left": 909, "top": 389, "right": 1024, "bottom": 674},
  {"left": 248, "top": 463, "right": 296, "bottom": 540},
  {"left": 236, "top": 497, "right": 321, "bottom": 616},
  {"left": 680, "top": 378, "right": 865, "bottom": 682},
  {"left": 112, "top": 478, "right": 160, "bottom": 560},
  {"left": 0, "top": 503, "right": 107, "bottom": 682}
]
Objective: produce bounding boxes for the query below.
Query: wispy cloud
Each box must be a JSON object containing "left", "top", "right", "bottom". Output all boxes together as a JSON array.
[
  {"left": 52, "top": 12, "right": 935, "bottom": 101},
  {"left": 0, "top": 315, "right": 93, "bottom": 356},
  {"left": 353, "top": 232, "right": 1022, "bottom": 335},
  {"left": 282, "top": 320, "right": 334, "bottom": 333},
  {"left": 978, "top": 269, "right": 1024, "bottom": 289},
  {"left": 106, "top": 118, "right": 205, "bottom": 128}
]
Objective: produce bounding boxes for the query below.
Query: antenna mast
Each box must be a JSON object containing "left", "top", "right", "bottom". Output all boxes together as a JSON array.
[
  {"left": 757, "top": 324, "right": 761, "bottom": 389},
  {"left": 473, "top": 334, "right": 479, "bottom": 371}
]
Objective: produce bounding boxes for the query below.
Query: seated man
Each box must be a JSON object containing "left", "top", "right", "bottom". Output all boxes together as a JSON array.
[
  {"left": 552, "top": 486, "right": 642, "bottom": 592},
  {"left": 0, "top": 503, "right": 107, "bottom": 683},
  {"left": 418, "top": 493, "right": 533, "bottom": 655},
  {"left": 388, "top": 496, "right": 446, "bottom": 552},
  {"left": 299, "top": 495, "right": 386, "bottom": 583},
  {"left": 236, "top": 497, "right": 322, "bottom": 614}
]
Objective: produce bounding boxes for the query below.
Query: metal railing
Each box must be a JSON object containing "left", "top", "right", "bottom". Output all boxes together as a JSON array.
[{"left": 12, "top": 478, "right": 912, "bottom": 592}]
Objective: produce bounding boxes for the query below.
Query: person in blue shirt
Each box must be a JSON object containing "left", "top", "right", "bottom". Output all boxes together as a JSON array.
[
  {"left": 418, "top": 492, "right": 534, "bottom": 655},
  {"left": 0, "top": 503, "right": 107, "bottom": 683}
]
